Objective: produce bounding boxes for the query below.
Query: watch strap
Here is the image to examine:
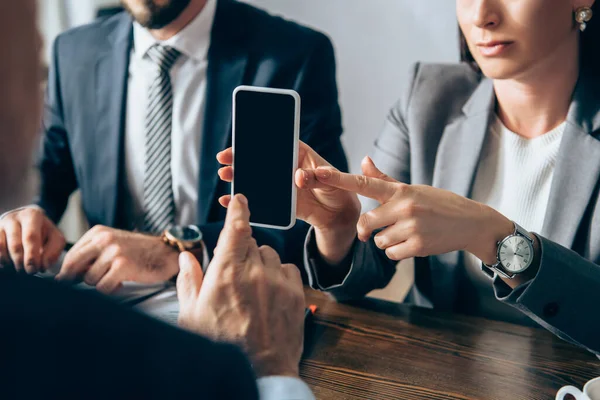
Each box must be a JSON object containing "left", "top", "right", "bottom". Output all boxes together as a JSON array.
[
  {"left": 513, "top": 222, "right": 534, "bottom": 243},
  {"left": 162, "top": 227, "right": 207, "bottom": 283},
  {"left": 481, "top": 263, "right": 496, "bottom": 279}
]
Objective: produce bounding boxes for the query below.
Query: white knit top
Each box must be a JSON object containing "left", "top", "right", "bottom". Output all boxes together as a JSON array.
[{"left": 462, "top": 116, "right": 566, "bottom": 324}]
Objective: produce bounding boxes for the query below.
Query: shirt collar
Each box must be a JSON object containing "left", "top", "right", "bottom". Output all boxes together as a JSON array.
[{"left": 133, "top": 0, "right": 217, "bottom": 63}]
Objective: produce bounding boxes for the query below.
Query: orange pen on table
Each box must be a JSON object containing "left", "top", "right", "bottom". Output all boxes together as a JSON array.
[{"left": 305, "top": 305, "right": 317, "bottom": 323}]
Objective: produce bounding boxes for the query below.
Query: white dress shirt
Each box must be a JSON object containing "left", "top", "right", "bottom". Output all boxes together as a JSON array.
[
  {"left": 257, "top": 376, "right": 315, "bottom": 400},
  {"left": 123, "top": 0, "right": 216, "bottom": 229}
]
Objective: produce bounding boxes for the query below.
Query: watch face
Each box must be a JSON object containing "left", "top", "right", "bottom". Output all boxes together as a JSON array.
[
  {"left": 169, "top": 226, "right": 203, "bottom": 242},
  {"left": 498, "top": 236, "right": 533, "bottom": 274}
]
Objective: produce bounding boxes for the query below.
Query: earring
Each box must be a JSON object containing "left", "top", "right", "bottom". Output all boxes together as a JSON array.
[{"left": 575, "top": 6, "right": 593, "bottom": 32}]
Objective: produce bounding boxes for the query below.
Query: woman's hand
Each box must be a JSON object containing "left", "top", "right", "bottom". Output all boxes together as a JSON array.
[
  {"left": 315, "top": 156, "right": 514, "bottom": 264},
  {"left": 216, "top": 142, "right": 361, "bottom": 265}
]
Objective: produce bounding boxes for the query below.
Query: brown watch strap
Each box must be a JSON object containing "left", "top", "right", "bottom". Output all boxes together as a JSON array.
[{"left": 168, "top": 245, "right": 205, "bottom": 284}]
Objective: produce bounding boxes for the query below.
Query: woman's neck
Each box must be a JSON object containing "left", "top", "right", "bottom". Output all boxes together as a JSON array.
[{"left": 493, "top": 39, "right": 580, "bottom": 139}]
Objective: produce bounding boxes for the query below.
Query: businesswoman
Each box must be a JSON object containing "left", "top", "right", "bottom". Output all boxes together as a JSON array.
[{"left": 219, "top": 0, "right": 600, "bottom": 353}]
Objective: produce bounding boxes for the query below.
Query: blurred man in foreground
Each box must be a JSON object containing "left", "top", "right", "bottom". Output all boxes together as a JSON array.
[{"left": 0, "top": 2, "right": 313, "bottom": 399}]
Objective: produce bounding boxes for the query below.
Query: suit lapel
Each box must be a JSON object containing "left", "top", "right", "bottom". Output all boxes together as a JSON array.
[
  {"left": 94, "top": 14, "right": 133, "bottom": 227},
  {"left": 541, "top": 74, "right": 600, "bottom": 247},
  {"left": 430, "top": 78, "right": 494, "bottom": 307},
  {"left": 432, "top": 78, "right": 495, "bottom": 198},
  {"left": 197, "top": 0, "right": 249, "bottom": 224}
]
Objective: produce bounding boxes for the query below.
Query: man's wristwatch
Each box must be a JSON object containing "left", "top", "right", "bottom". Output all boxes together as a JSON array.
[
  {"left": 162, "top": 225, "right": 206, "bottom": 263},
  {"left": 481, "top": 222, "right": 535, "bottom": 279}
]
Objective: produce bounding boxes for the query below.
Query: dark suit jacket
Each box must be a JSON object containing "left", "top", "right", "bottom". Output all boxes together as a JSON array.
[
  {"left": 0, "top": 272, "right": 258, "bottom": 399},
  {"left": 307, "top": 63, "right": 600, "bottom": 355},
  {"left": 39, "top": 0, "right": 348, "bottom": 269}
]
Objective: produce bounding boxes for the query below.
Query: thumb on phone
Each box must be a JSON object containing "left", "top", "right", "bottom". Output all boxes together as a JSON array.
[
  {"left": 177, "top": 252, "right": 204, "bottom": 299},
  {"left": 213, "top": 194, "right": 253, "bottom": 264}
]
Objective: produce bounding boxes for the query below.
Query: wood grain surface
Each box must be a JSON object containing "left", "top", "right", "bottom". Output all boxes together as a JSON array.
[{"left": 300, "top": 288, "right": 600, "bottom": 400}]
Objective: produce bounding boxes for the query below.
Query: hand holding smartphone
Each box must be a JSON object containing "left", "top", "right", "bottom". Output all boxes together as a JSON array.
[{"left": 231, "top": 86, "right": 300, "bottom": 230}]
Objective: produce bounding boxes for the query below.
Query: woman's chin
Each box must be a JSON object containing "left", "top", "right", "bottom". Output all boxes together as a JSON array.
[{"left": 476, "top": 59, "right": 530, "bottom": 81}]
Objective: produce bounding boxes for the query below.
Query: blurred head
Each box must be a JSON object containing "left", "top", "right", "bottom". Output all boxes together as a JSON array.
[
  {"left": 0, "top": 0, "right": 42, "bottom": 210},
  {"left": 121, "top": 0, "right": 192, "bottom": 29},
  {"left": 458, "top": 0, "right": 598, "bottom": 79}
]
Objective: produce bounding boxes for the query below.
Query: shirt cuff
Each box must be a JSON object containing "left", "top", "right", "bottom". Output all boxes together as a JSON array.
[
  {"left": 0, "top": 204, "right": 43, "bottom": 221},
  {"left": 256, "top": 376, "right": 315, "bottom": 400},
  {"left": 302, "top": 226, "right": 355, "bottom": 290}
]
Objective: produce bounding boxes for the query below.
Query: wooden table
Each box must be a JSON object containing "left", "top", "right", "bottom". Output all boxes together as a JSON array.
[{"left": 300, "top": 289, "right": 600, "bottom": 400}]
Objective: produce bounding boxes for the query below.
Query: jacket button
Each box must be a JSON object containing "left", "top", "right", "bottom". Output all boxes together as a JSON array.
[{"left": 543, "top": 302, "right": 559, "bottom": 318}]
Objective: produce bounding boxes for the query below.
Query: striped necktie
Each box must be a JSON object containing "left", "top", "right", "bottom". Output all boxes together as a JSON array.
[{"left": 142, "top": 44, "right": 181, "bottom": 234}]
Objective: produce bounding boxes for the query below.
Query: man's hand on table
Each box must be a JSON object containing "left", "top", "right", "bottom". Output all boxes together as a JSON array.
[
  {"left": 177, "top": 194, "right": 306, "bottom": 378},
  {"left": 56, "top": 226, "right": 179, "bottom": 294},
  {"left": 0, "top": 207, "right": 65, "bottom": 274}
]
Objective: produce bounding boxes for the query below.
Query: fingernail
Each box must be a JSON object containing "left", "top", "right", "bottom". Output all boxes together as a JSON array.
[
  {"left": 237, "top": 194, "right": 248, "bottom": 205},
  {"left": 316, "top": 168, "right": 332, "bottom": 180}
]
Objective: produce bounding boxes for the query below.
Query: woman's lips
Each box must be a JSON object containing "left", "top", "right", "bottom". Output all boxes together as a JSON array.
[{"left": 476, "top": 41, "right": 514, "bottom": 57}]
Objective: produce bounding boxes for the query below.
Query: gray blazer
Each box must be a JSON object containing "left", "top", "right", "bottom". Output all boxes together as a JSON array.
[{"left": 306, "top": 63, "right": 600, "bottom": 355}]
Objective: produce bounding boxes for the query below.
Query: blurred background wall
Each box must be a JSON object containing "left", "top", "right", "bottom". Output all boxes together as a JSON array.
[{"left": 35, "top": 0, "right": 460, "bottom": 301}]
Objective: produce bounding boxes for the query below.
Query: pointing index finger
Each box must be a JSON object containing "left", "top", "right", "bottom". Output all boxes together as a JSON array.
[{"left": 315, "top": 167, "right": 397, "bottom": 203}]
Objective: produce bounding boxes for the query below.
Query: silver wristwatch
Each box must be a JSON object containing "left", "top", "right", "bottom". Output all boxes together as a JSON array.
[{"left": 481, "top": 222, "right": 535, "bottom": 279}]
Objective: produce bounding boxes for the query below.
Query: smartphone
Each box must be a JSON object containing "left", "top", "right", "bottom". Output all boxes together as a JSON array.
[{"left": 232, "top": 86, "right": 300, "bottom": 230}]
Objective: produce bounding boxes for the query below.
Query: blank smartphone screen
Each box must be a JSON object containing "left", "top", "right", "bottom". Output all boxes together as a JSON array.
[{"left": 233, "top": 89, "right": 298, "bottom": 229}]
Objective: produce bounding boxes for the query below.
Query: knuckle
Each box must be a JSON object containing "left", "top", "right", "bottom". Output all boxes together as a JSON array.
[
  {"left": 6, "top": 223, "right": 21, "bottom": 240},
  {"left": 97, "top": 231, "right": 115, "bottom": 246},
  {"left": 403, "top": 200, "right": 418, "bottom": 217},
  {"left": 83, "top": 274, "right": 96, "bottom": 286},
  {"left": 0, "top": 215, "right": 15, "bottom": 226},
  {"left": 23, "top": 231, "right": 38, "bottom": 244},
  {"left": 412, "top": 238, "right": 426, "bottom": 257},
  {"left": 374, "top": 234, "right": 387, "bottom": 249},
  {"left": 356, "top": 175, "right": 369, "bottom": 190},
  {"left": 20, "top": 208, "right": 38, "bottom": 220},
  {"left": 108, "top": 243, "right": 123, "bottom": 257},
  {"left": 24, "top": 207, "right": 40, "bottom": 216},
  {"left": 8, "top": 240, "right": 23, "bottom": 254},
  {"left": 112, "top": 256, "right": 130, "bottom": 272},
  {"left": 89, "top": 225, "right": 108, "bottom": 237},
  {"left": 249, "top": 266, "right": 267, "bottom": 283},
  {"left": 285, "top": 264, "right": 302, "bottom": 284},
  {"left": 231, "top": 220, "right": 251, "bottom": 235},
  {"left": 394, "top": 182, "right": 408, "bottom": 194},
  {"left": 406, "top": 219, "right": 419, "bottom": 235},
  {"left": 356, "top": 225, "right": 369, "bottom": 240},
  {"left": 358, "top": 213, "right": 371, "bottom": 230},
  {"left": 385, "top": 247, "right": 400, "bottom": 261},
  {"left": 259, "top": 246, "right": 280, "bottom": 262}
]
